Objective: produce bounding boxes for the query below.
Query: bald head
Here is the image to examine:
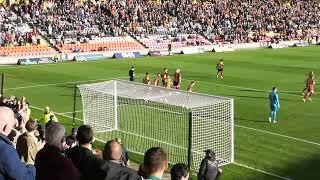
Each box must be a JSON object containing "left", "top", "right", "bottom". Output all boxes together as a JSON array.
[
  {"left": 103, "top": 140, "right": 123, "bottom": 161},
  {"left": 0, "top": 107, "right": 17, "bottom": 136}
]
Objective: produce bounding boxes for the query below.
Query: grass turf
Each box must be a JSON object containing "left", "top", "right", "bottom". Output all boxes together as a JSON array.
[{"left": 2, "top": 46, "right": 320, "bottom": 179}]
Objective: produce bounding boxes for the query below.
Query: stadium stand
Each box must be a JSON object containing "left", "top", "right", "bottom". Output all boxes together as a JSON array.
[
  {"left": 0, "top": 5, "right": 54, "bottom": 56},
  {"left": 56, "top": 37, "right": 144, "bottom": 53},
  {"left": 0, "top": 0, "right": 319, "bottom": 57},
  {"left": 138, "top": 34, "right": 212, "bottom": 50},
  {"left": 21, "top": 0, "right": 145, "bottom": 53}
]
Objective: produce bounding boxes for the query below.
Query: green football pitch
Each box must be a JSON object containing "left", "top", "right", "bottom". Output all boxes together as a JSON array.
[{"left": 1, "top": 46, "right": 320, "bottom": 179}]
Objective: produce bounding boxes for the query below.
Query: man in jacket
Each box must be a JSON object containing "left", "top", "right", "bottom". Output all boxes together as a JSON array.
[
  {"left": 198, "top": 149, "right": 222, "bottom": 180},
  {"left": 16, "top": 119, "right": 44, "bottom": 165},
  {"left": 35, "top": 123, "right": 80, "bottom": 180},
  {"left": 66, "top": 125, "right": 107, "bottom": 180}
]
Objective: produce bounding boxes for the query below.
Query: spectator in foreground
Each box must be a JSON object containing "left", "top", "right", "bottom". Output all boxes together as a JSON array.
[
  {"left": 141, "top": 147, "right": 168, "bottom": 180},
  {"left": 103, "top": 139, "right": 124, "bottom": 166},
  {"left": 116, "top": 137, "right": 129, "bottom": 166},
  {"left": 171, "top": 163, "right": 189, "bottom": 180},
  {"left": 103, "top": 154, "right": 141, "bottom": 180},
  {"left": 66, "top": 125, "right": 106, "bottom": 180},
  {"left": 198, "top": 149, "right": 222, "bottom": 180},
  {"left": 16, "top": 119, "right": 44, "bottom": 165},
  {"left": 0, "top": 107, "right": 36, "bottom": 180},
  {"left": 35, "top": 123, "right": 80, "bottom": 180}
]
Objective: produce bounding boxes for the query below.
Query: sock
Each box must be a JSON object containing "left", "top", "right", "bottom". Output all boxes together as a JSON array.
[
  {"left": 269, "top": 111, "right": 273, "bottom": 120},
  {"left": 272, "top": 111, "right": 277, "bottom": 122}
]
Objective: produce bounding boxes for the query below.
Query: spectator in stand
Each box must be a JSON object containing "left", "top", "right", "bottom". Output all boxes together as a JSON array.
[
  {"left": 0, "top": 107, "right": 36, "bottom": 180},
  {"left": 35, "top": 123, "right": 80, "bottom": 180},
  {"left": 16, "top": 119, "right": 44, "bottom": 165},
  {"left": 66, "top": 125, "right": 106, "bottom": 180},
  {"left": 171, "top": 163, "right": 190, "bottom": 180},
  {"left": 65, "top": 127, "right": 78, "bottom": 149},
  {"left": 103, "top": 139, "right": 125, "bottom": 166},
  {"left": 198, "top": 149, "right": 222, "bottom": 180},
  {"left": 140, "top": 147, "right": 168, "bottom": 180},
  {"left": 39, "top": 106, "right": 57, "bottom": 125},
  {"left": 115, "top": 137, "right": 129, "bottom": 167}
]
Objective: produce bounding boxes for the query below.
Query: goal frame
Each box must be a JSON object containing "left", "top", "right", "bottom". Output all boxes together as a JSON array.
[{"left": 77, "top": 79, "right": 234, "bottom": 169}]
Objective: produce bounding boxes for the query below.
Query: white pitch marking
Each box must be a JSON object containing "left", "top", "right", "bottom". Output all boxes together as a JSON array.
[
  {"left": 4, "top": 75, "right": 144, "bottom": 91},
  {"left": 233, "top": 162, "right": 292, "bottom": 180},
  {"left": 236, "top": 124, "right": 320, "bottom": 147},
  {"left": 182, "top": 78, "right": 319, "bottom": 100},
  {"left": 59, "top": 110, "right": 83, "bottom": 115}
]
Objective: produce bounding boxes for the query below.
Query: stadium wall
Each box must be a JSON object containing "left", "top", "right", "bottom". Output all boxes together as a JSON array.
[{"left": 0, "top": 40, "right": 312, "bottom": 65}]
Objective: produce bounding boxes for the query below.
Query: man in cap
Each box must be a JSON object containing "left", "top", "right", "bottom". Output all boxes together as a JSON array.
[
  {"left": 39, "top": 106, "right": 58, "bottom": 125},
  {"left": 198, "top": 149, "right": 222, "bottom": 180}
]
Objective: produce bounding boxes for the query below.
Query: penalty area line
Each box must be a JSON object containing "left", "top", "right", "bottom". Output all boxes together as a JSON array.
[
  {"left": 59, "top": 110, "right": 83, "bottom": 115},
  {"left": 183, "top": 78, "right": 319, "bottom": 100},
  {"left": 236, "top": 124, "right": 320, "bottom": 147},
  {"left": 233, "top": 162, "right": 292, "bottom": 180}
]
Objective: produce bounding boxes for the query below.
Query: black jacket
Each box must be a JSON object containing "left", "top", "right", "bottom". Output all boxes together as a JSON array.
[
  {"left": 66, "top": 146, "right": 141, "bottom": 180},
  {"left": 66, "top": 146, "right": 107, "bottom": 180},
  {"left": 35, "top": 144, "right": 80, "bottom": 180},
  {"left": 197, "top": 157, "right": 221, "bottom": 180}
]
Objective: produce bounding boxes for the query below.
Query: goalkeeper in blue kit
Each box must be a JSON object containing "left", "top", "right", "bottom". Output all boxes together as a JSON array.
[{"left": 269, "top": 87, "right": 280, "bottom": 123}]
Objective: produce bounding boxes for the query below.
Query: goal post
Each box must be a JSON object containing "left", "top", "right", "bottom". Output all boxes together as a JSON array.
[{"left": 78, "top": 80, "right": 234, "bottom": 170}]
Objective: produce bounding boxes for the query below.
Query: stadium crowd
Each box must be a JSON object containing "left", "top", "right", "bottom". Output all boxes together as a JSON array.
[
  {"left": 0, "top": 0, "right": 317, "bottom": 50},
  {"left": 0, "top": 94, "right": 222, "bottom": 180},
  {"left": 7, "top": 0, "right": 319, "bottom": 46},
  {"left": 0, "top": 5, "right": 42, "bottom": 48}
]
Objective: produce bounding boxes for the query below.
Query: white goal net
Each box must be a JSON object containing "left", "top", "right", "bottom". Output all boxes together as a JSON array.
[{"left": 78, "top": 80, "right": 234, "bottom": 170}]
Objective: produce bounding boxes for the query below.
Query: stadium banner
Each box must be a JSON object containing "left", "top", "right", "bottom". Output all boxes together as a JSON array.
[
  {"left": 59, "top": 53, "right": 69, "bottom": 61},
  {"left": 212, "top": 46, "right": 235, "bottom": 52},
  {"left": 268, "top": 44, "right": 287, "bottom": 49},
  {"left": 202, "top": 45, "right": 216, "bottom": 52},
  {"left": 279, "top": 40, "right": 300, "bottom": 47},
  {"left": 73, "top": 54, "right": 105, "bottom": 61},
  {"left": 180, "top": 47, "right": 205, "bottom": 54},
  {"left": 232, "top": 42, "right": 268, "bottom": 49},
  {"left": 17, "top": 57, "right": 55, "bottom": 65},
  {"left": 148, "top": 51, "right": 161, "bottom": 56},
  {"left": 148, "top": 50, "right": 170, "bottom": 56},
  {"left": 112, "top": 52, "right": 142, "bottom": 59},
  {"left": 293, "top": 43, "right": 310, "bottom": 47}
]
